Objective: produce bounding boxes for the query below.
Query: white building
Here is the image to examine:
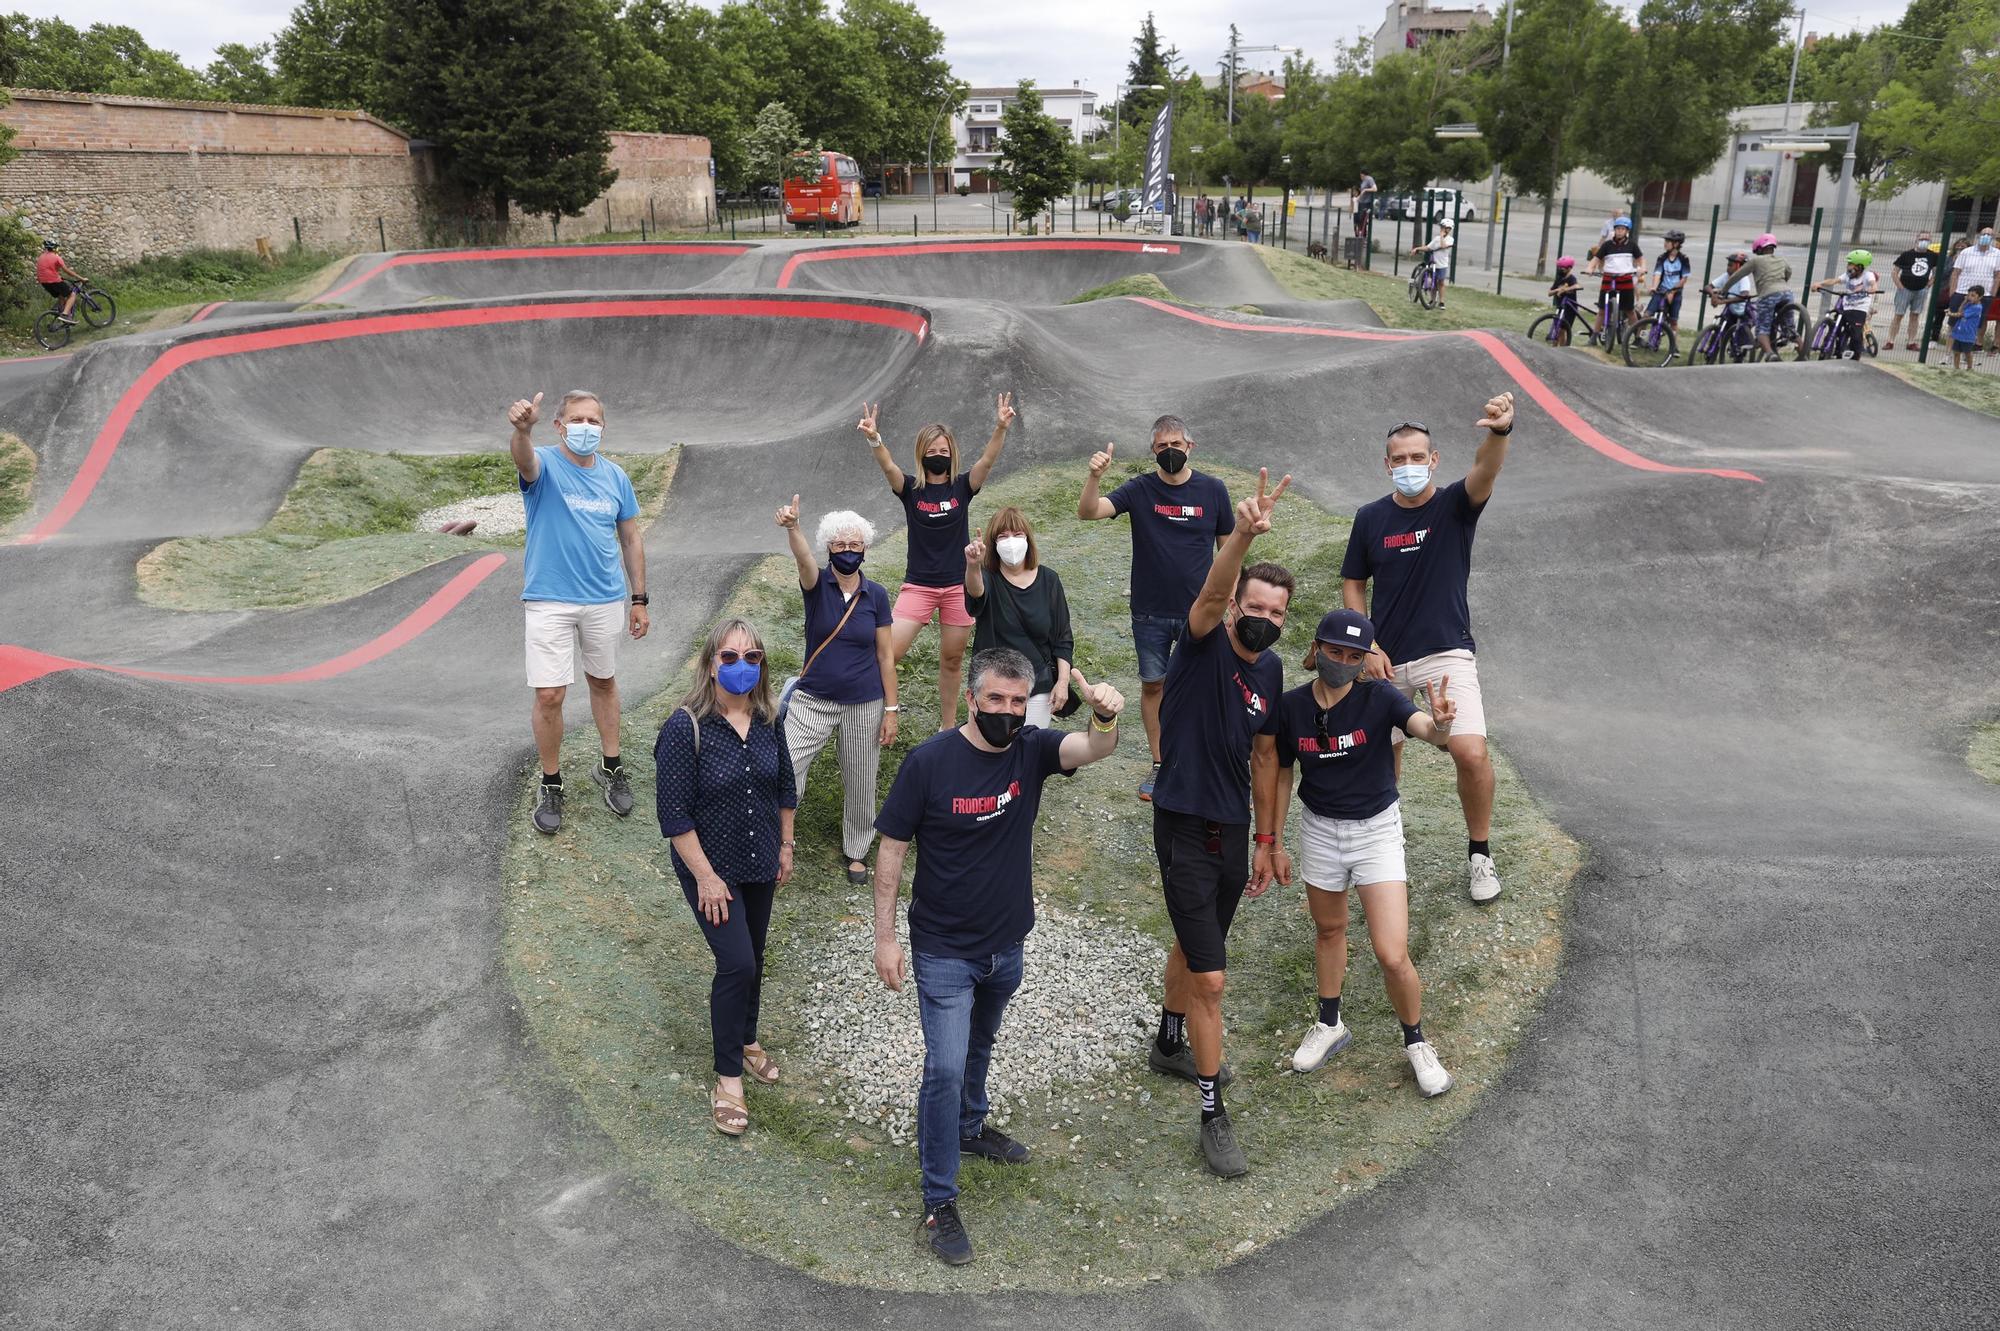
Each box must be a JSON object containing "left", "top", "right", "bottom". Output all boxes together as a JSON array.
[
  {"left": 1373, "top": 0, "right": 1492, "bottom": 63},
  {"left": 938, "top": 84, "right": 1102, "bottom": 194}
]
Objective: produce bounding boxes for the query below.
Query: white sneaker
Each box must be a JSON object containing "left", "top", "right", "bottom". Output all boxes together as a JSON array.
[
  {"left": 1468, "top": 853, "right": 1501, "bottom": 903},
  {"left": 1290, "top": 1019, "right": 1352, "bottom": 1073},
  {"left": 1406, "top": 1040, "right": 1455, "bottom": 1097}
]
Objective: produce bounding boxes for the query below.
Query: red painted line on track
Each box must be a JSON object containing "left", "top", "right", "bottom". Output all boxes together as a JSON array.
[
  {"left": 15, "top": 296, "right": 926, "bottom": 546},
  {"left": 188, "top": 302, "right": 223, "bottom": 323},
  {"left": 0, "top": 552, "right": 507, "bottom": 696},
  {"left": 776, "top": 238, "right": 1183, "bottom": 290},
  {"left": 6, "top": 351, "right": 71, "bottom": 364},
  {"left": 319, "top": 243, "right": 754, "bottom": 304},
  {"left": 1129, "top": 297, "right": 1763, "bottom": 484}
]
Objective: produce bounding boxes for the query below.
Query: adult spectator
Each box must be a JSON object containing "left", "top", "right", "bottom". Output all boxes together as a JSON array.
[
  {"left": 860, "top": 394, "right": 1016, "bottom": 730},
  {"left": 774, "top": 495, "right": 899, "bottom": 885},
  {"left": 35, "top": 240, "right": 83, "bottom": 324},
  {"left": 873, "top": 649, "right": 1127, "bottom": 1265},
  {"left": 962, "top": 508, "right": 1074, "bottom": 728},
  {"left": 507, "top": 389, "right": 649, "bottom": 836},
  {"left": 1341, "top": 393, "right": 1517, "bottom": 903},
  {"left": 1146, "top": 470, "right": 1292, "bottom": 1180},
  {"left": 1263, "top": 609, "right": 1460, "bottom": 1098},
  {"left": 654, "top": 617, "right": 796, "bottom": 1137},
  {"left": 1744, "top": 233, "right": 1796, "bottom": 358},
  {"left": 1887, "top": 230, "right": 1937, "bottom": 351},
  {"left": 1077, "top": 417, "right": 1235, "bottom": 800},
  {"left": 1947, "top": 226, "right": 2000, "bottom": 354}
]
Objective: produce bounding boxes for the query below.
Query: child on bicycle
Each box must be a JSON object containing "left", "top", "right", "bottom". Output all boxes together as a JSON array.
[
  {"left": 35, "top": 240, "right": 83, "bottom": 325},
  {"left": 1408, "top": 219, "right": 1454, "bottom": 308},
  {"left": 1812, "top": 251, "right": 1878, "bottom": 357},
  {"left": 1701, "top": 252, "right": 1756, "bottom": 358},
  {"left": 1745, "top": 233, "right": 1796, "bottom": 358},
  {"left": 1649, "top": 230, "right": 1692, "bottom": 334},
  {"left": 1951, "top": 286, "right": 1986, "bottom": 370},
  {"left": 1587, "top": 216, "right": 1645, "bottom": 338},
  {"left": 1547, "top": 256, "right": 1582, "bottom": 346}
]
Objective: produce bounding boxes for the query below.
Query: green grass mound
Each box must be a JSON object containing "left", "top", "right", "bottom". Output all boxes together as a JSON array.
[
  {"left": 1970, "top": 723, "right": 2000, "bottom": 784},
  {"left": 1877, "top": 363, "right": 2000, "bottom": 419},
  {"left": 1067, "top": 273, "right": 1177, "bottom": 305},
  {"left": 503, "top": 460, "right": 1579, "bottom": 1292},
  {"left": 138, "top": 447, "right": 676, "bottom": 611},
  {"left": 0, "top": 432, "right": 34, "bottom": 532}
]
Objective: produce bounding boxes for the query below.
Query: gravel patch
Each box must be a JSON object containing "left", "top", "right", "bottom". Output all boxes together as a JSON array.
[
  {"left": 794, "top": 899, "right": 1166, "bottom": 1145},
  {"left": 418, "top": 491, "right": 525, "bottom": 535}
]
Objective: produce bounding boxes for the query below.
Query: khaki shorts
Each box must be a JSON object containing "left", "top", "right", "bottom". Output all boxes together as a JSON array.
[
  {"left": 525, "top": 599, "right": 624, "bottom": 688},
  {"left": 1389, "top": 648, "right": 1486, "bottom": 744}
]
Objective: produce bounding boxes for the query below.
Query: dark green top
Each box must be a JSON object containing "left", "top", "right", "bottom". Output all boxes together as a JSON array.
[{"left": 963, "top": 565, "right": 1073, "bottom": 695}]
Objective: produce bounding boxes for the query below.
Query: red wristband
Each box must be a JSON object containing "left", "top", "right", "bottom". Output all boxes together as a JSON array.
[{"left": 1254, "top": 833, "right": 1277, "bottom": 845}]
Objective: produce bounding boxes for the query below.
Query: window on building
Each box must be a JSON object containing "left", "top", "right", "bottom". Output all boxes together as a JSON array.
[{"left": 968, "top": 127, "right": 999, "bottom": 151}]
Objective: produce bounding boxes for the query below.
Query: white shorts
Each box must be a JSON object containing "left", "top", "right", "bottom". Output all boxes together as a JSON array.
[
  {"left": 524, "top": 599, "right": 624, "bottom": 688},
  {"left": 1026, "top": 692, "right": 1052, "bottom": 729},
  {"left": 1389, "top": 648, "right": 1486, "bottom": 745},
  {"left": 1299, "top": 804, "right": 1407, "bottom": 892}
]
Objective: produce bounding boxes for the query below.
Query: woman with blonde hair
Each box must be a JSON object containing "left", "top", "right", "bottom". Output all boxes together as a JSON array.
[
  {"left": 654, "top": 617, "right": 797, "bottom": 1136},
  {"left": 961, "top": 506, "right": 1074, "bottom": 728},
  {"left": 856, "top": 392, "right": 1017, "bottom": 729}
]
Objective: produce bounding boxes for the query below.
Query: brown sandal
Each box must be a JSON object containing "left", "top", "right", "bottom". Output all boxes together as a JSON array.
[
  {"left": 712, "top": 1084, "right": 748, "bottom": 1136},
  {"left": 742, "top": 1046, "right": 781, "bottom": 1085}
]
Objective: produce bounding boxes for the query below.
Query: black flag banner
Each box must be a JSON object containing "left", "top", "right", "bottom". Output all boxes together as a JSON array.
[{"left": 1140, "top": 102, "right": 1173, "bottom": 216}]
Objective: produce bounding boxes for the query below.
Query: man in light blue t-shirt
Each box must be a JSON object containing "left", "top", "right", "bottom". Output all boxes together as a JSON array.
[{"left": 507, "top": 389, "right": 649, "bottom": 835}]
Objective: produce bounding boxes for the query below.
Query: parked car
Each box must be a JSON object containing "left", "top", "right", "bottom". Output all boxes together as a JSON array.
[
  {"left": 862, "top": 179, "right": 884, "bottom": 198},
  {"left": 1098, "top": 188, "right": 1144, "bottom": 212},
  {"left": 1377, "top": 189, "right": 1478, "bottom": 224}
]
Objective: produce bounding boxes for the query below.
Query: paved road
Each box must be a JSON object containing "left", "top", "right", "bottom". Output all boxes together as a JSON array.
[{"left": 2, "top": 236, "right": 1996, "bottom": 1330}]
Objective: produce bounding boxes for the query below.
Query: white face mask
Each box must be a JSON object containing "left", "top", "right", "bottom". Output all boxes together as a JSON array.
[
  {"left": 1390, "top": 462, "right": 1433, "bottom": 497},
  {"left": 996, "top": 535, "right": 1029, "bottom": 567}
]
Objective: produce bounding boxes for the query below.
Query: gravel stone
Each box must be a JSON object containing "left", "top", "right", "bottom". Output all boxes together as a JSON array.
[{"left": 417, "top": 491, "right": 526, "bottom": 535}]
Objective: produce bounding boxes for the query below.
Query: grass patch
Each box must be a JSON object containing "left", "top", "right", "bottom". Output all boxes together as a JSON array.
[
  {"left": 1067, "top": 273, "right": 1177, "bottom": 304},
  {"left": 0, "top": 431, "right": 35, "bottom": 532},
  {"left": 1255, "top": 245, "right": 1547, "bottom": 332},
  {"left": 502, "top": 460, "right": 1580, "bottom": 1292},
  {"left": 1970, "top": 723, "right": 2000, "bottom": 784},
  {"left": 1874, "top": 362, "right": 2000, "bottom": 418},
  {"left": 137, "top": 447, "right": 677, "bottom": 611}
]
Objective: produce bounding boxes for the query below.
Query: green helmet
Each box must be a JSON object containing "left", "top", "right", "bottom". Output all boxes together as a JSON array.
[{"left": 1846, "top": 249, "right": 1872, "bottom": 267}]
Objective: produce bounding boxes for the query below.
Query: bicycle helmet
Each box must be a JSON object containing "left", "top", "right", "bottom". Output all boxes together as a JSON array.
[
  {"left": 1845, "top": 249, "right": 1872, "bottom": 267},
  {"left": 1555, "top": 256, "right": 1576, "bottom": 269},
  {"left": 1753, "top": 232, "right": 1778, "bottom": 250},
  {"left": 1664, "top": 229, "right": 1685, "bottom": 243},
  {"left": 42, "top": 239, "right": 57, "bottom": 250},
  {"left": 1612, "top": 215, "right": 1632, "bottom": 228},
  {"left": 1726, "top": 251, "right": 1748, "bottom": 264}
]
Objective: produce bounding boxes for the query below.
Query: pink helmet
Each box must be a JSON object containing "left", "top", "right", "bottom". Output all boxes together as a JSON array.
[
  {"left": 1555, "top": 256, "right": 1576, "bottom": 268},
  {"left": 1753, "top": 233, "right": 1778, "bottom": 249}
]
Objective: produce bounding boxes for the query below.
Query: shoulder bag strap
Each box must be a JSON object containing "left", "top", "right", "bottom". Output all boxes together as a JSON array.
[{"left": 800, "top": 589, "right": 863, "bottom": 682}]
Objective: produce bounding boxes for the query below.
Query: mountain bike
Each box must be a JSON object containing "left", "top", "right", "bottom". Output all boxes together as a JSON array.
[
  {"left": 1800, "top": 293, "right": 1867, "bottom": 361},
  {"left": 1595, "top": 282, "right": 1638, "bottom": 351},
  {"left": 1408, "top": 256, "right": 1445, "bottom": 310},
  {"left": 1527, "top": 294, "right": 1596, "bottom": 348},
  {"left": 1624, "top": 289, "right": 1680, "bottom": 367},
  {"left": 1764, "top": 296, "right": 1808, "bottom": 360},
  {"left": 1690, "top": 296, "right": 1755, "bottom": 366},
  {"left": 33, "top": 279, "right": 116, "bottom": 350}
]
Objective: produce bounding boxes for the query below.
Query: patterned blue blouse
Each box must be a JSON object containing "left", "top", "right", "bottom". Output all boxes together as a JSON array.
[{"left": 654, "top": 707, "right": 798, "bottom": 888}]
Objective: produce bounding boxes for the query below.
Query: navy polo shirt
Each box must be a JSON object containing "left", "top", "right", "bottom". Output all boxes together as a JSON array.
[
  {"left": 1274, "top": 679, "right": 1418, "bottom": 821},
  {"left": 1341, "top": 479, "right": 1484, "bottom": 664},
  {"left": 1108, "top": 470, "right": 1235, "bottom": 617},
  {"left": 798, "top": 568, "right": 892, "bottom": 704},
  {"left": 1152, "top": 620, "right": 1282, "bottom": 825}
]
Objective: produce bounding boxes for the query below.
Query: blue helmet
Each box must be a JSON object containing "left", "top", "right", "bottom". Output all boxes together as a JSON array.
[{"left": 1612, "top": 215, "right": 1632, "bottom": 228}]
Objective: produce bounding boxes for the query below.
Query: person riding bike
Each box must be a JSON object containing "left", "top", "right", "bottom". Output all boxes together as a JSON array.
[
  {"left": 1586, "top": 216, "right": 1646, "bottom": 338},
  {"left": 35, "top": 240, "right": 84, "bottom": 325},
  {"left": 1408, "top": 218, "right": 1454, "bottom": 308},
  {"left": 1811, "top": 250, "right": 1878, "bottom": 358},
  {"left": 1648, "top": 229, "right": 1692, "bottom": 334},
  {"left": 1744, "top": 233, "right": 1796, "bottom": 359},
  {"left": 1547, "top": 256, "right": 1583, "bottom": 346},
  {"left": 1701, "top": 252, "right": 1756, "bottom": 360}
]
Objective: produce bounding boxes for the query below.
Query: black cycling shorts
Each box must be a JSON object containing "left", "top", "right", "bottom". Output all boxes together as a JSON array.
[
  {"left": 40, "top": 281, "right": 68, "bottom": 301},
  {"left": 1154, "top": 808, "right": 1249, "bottom": 975}
]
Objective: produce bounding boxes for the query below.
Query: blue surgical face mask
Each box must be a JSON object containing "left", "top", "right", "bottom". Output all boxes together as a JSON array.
[
  {"left": 717, "top": 659, "right": 761, "bottom": 695},
  {"left": 562, "top": 421, "right": 603, "bottom": 455},
  {"left": 1390, "top": 462, "right": 1433, "bottom": 497},
  {"left": 1981, "top": 235, "right": 1994, "bottom": 250}
]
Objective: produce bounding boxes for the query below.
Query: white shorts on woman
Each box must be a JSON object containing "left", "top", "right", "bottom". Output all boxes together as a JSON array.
[{"left": 1298, "top": 802, "right": 1406, "bottom": 891}]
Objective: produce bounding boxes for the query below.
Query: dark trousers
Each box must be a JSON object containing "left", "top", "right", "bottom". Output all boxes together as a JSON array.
[{"left": 678, "top": 878, "right": 776, "bottom": 1077}]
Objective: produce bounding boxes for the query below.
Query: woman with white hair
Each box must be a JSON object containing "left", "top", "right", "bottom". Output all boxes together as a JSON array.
[{"left": 775, "top": 494, "right": 900, "bottom": 884}]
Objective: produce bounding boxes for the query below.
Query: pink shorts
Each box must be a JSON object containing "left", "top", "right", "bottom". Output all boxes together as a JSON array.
[{"left": 893, "top": 580, "right": 975, "bottom": 628}]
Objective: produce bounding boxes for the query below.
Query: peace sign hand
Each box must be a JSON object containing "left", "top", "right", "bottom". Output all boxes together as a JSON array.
[
  {"left": 1233, "top": 467, "right": 1292, "bottom": 538},
  {"left": 775, "top": 494, "right": 801, "bottom": 530},
  {"left": 995, "top": 391, "right": 1017, "bottom": 429},
  {"left": 1425, "top": 676, "right": 1456, "bottom": 734},
  {"left": 1476, "top": 391, "right": 1515, "bottom": 435},
  {"left": 1087, "top": 441, "right": 1116, "bottom": 478},
  {"left": 857, "top": 402, "right": 882, "bottom": 444},
  {"left": 508, "top": 391, "right": 543, "bottom": 433}
]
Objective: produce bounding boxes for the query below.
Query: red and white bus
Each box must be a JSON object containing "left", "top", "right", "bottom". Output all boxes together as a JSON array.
[{"left": 784, "top": 151, "right": 865, "bottom": 229}]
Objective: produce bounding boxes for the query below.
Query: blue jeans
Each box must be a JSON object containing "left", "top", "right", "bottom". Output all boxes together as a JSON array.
[
  {"left": 1131, "top": 613, "right": 1187, "bottom": 683},
  {"left": 913, "top": 945, "right": 1024, "bottom": 1208}
]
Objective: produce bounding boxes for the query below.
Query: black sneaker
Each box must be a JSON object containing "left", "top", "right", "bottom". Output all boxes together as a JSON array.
[
  {"left": 592, "top": 761, "right": 633, "bottom": 817},
  {"left": 960, "top": 1125, "right": 1030, "bottom": 1165},
  {"left": 532, "top": 782, "right": 563, "bottom": 835},
  {"left": 920, "top": 1201, "right": 974, "bottom": 1265},
  {"left": 1200, "top": 1109, "right": 1248, "bottom": 1178},
  {"left": 1147, "top": 1042, "right": 1234, "bottom": 1087}
]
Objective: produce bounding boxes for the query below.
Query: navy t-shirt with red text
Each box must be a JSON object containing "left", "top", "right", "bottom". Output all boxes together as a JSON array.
[
  {"left": 1108, "top": 471, "right": 1235, "bottom": 617},
  {"left": 1274, "top": 679, "right": 1419, "bottom": 821},
  {"left": 875, "top": 727, "right": 1073, "bottom": 959},
  {"left": 896, "top": 473, "right": 978, "bottom": 588},
  {"left": 1341, "top": 479, "right": 1484, "bottom": 664},
  {"left": 1152, "top": 620, "right": 1282, "bottom": 825}
]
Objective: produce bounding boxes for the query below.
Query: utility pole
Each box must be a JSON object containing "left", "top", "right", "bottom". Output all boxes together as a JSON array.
[
  {"left": 1483, "top": 0, "right": 1517, "bottom": 269},
  {"left": 1765, "top": 6, "right": 1808, "bottom": 236}
]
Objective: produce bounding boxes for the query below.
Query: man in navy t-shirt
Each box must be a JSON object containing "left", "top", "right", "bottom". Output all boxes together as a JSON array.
[
  {"left": 1077, "top": 414, "right": 1235, "bottom": 801},
  {"left": 506, "top": 389, "right": 649, "bottom": 838},
  {"left": 1142, "top": 468, "right": 1291, "bottom": 1180},
  {"left": 874, "top": 648, "right": 1127, "bottom": 1265},
  {"left": 1340, "top": 392, "right": 1515, "bottom": 903}
]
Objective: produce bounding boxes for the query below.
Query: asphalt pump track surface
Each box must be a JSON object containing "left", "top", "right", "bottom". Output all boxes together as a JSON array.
[{"left": 2, "top": 236, "right": 1995, "bottom": 1329}]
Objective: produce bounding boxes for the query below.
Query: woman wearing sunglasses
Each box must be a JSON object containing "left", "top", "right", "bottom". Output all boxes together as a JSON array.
[
  {"left": 1259, "top": 608, "right": 1459, "bottom": 1100},
  {"left": 653, "top": 617, "right": 797, "bottom": 1137}
]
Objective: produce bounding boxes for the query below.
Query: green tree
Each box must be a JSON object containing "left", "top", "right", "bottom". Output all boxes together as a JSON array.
[
  {"left": 1124, "top": 12, "right": 1173, "bottom": 129},
  {"left": 379, "top": 0, "right": 618, "bottom": 221},
  {"left": 273, "top": 0, "right": 388, "bottom": 111},
  {"left": 0, "top": 18, "right": 206, "bottom": 97},
  {"left": 836, "top": 0, "right": 957, "bottom": 176},
  {"left": 1866, "top": 0, "right": 2000, "bottom": 205},
  {"left": 992, "top": 81, "right": 1080, "bottom": 227},
  {"left": 742, "top": 99, "right": 819, "bottom": 198},
  {"left": 205, "top": 42, "right": 283, "bottom": 104},
  {"left": 606, "top": 0, "right": 754, "bottom": 186}
]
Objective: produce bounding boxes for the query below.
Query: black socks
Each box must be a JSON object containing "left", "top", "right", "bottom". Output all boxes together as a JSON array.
[
  {"left": 1157, "top": 1009, "right": 1187, "bottom": 1055},
  {"left": 1318, "top": 995, "right": 1341, "bottom": 1028},
  {"left": 602, "top": 754, "right": 623, "bottom": 772},
  {"left": 1402, "top": 1021, "right": 1425, "bottom": 1048},
  {"left": 541, "top": 771, "right": 562, "bottom": 787},
  {"left": 1468, "top": 839, "right": 1490, "bottom": 859},
  {"left": 1197, "top": 1073, "right": 1222, "bottom": 1122}
]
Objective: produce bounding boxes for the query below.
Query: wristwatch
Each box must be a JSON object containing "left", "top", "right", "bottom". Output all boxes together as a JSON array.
[{"left": 630, "top": 593, "right": 650, "bottom": 606}]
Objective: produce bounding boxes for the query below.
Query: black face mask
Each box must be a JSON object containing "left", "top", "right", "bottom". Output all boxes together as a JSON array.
[
  {"left": 973, "top": 708, "right": 1026, "bottom": 748},
  {"left": 922, "top": 454, "right": 951, "bottom": 476},
  {"left": 1233, "top": 614, "right": 1280, "bottom": 653},
  {"left": 1155, "top": 447, "right": 1188, "bottom": 476},
  {"left": 1316, "top": 656, "right": 1365, "bottom": 688},
  {"left": 830, "top": 550, "right": 865, "bottom": 575}
]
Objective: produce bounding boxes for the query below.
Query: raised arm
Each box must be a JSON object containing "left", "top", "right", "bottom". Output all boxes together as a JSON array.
[
  {"left": 1078, "top": 443, "right": 1119, "bottom": 520},
  {"left": 872, "top": 837, "right": 911, "bottom": 991},
  {"left": 1187, "top": 468, "right": 1290, "bottom": 640},
  {"left": 507, "top": 391, "right": 543, "bottom": 483},
  {"left": 857, "top": 402, "right": 906, "bottom": 492},
  {"left": 1056, "top": 671, "right": 1123, "bottom": 770},
  {"left": 1462, "top": 391, "right": 1516, "bottom": 507},
  {"left": 775, "top": 494, "right": 817, "bottom": 589},
  {"left": 967, "top": 392, "right": 1016, "bottom": 491},
  {"left": 962, "top": 537, "right": 987, "bottom": 598}
]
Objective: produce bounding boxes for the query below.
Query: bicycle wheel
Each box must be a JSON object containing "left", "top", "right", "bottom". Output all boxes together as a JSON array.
[
  {"left": 1623, "top": 316, "right": 1678, "bottom": 368},
  {"left": 1527, "top": 313, "right": 1570, "bottom": 346},
  {"left": 1418, "top": 272, "right": 1440, "bottom": 310},
  {"left": 1691, "top": 326, "right": 1719, "bottom": 365},
  {"left": 80, "top": 288, "right": 116, "bottom": 329},
  {"left": 1864, "top": 331, "right": 1879, "bottom": 358},
  {"left": 33, "top": 310, "right": 71, "bottom": 351}
]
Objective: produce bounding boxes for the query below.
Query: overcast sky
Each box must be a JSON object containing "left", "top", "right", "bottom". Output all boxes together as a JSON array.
[{"left": 19, "top": 0, "right": 1911, "bottom": 100}]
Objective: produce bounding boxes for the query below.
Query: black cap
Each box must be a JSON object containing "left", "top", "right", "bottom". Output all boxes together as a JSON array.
[{"left": 1314, "top": 609, "right": 1376, "bottom": 654}]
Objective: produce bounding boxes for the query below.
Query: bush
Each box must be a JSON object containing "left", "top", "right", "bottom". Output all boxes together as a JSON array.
[
  {"left": 0, "top": 213, "right": 44, "bottom": 318},
  {"left": 954, "top": 184, "right": 971, "bottom": 196}
]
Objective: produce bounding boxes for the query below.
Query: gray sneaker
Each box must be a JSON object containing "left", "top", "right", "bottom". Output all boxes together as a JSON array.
[
  {"left": 592, "top": 761, "right": 634, "bottom": 817},
  {"left": 532, "top": 782, "right": 564, "bottom": 835},
  {"left": 1200, "top": 1110, "right": 1248, "bottom": 1178},
  {"left": 1148, "top": 1042, "right": 1234, "bottom": 1087}
]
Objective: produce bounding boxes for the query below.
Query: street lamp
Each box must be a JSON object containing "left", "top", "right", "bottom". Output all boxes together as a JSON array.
[
  {"left": 1765, "top": 5, "right": 1809, "bottom": 235},
  {"left": 1223, "top": 39, "right": 1300, "bottom": 136},
  {"left": 925, "top": 94, "right": 955, "bottom": 231}
]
